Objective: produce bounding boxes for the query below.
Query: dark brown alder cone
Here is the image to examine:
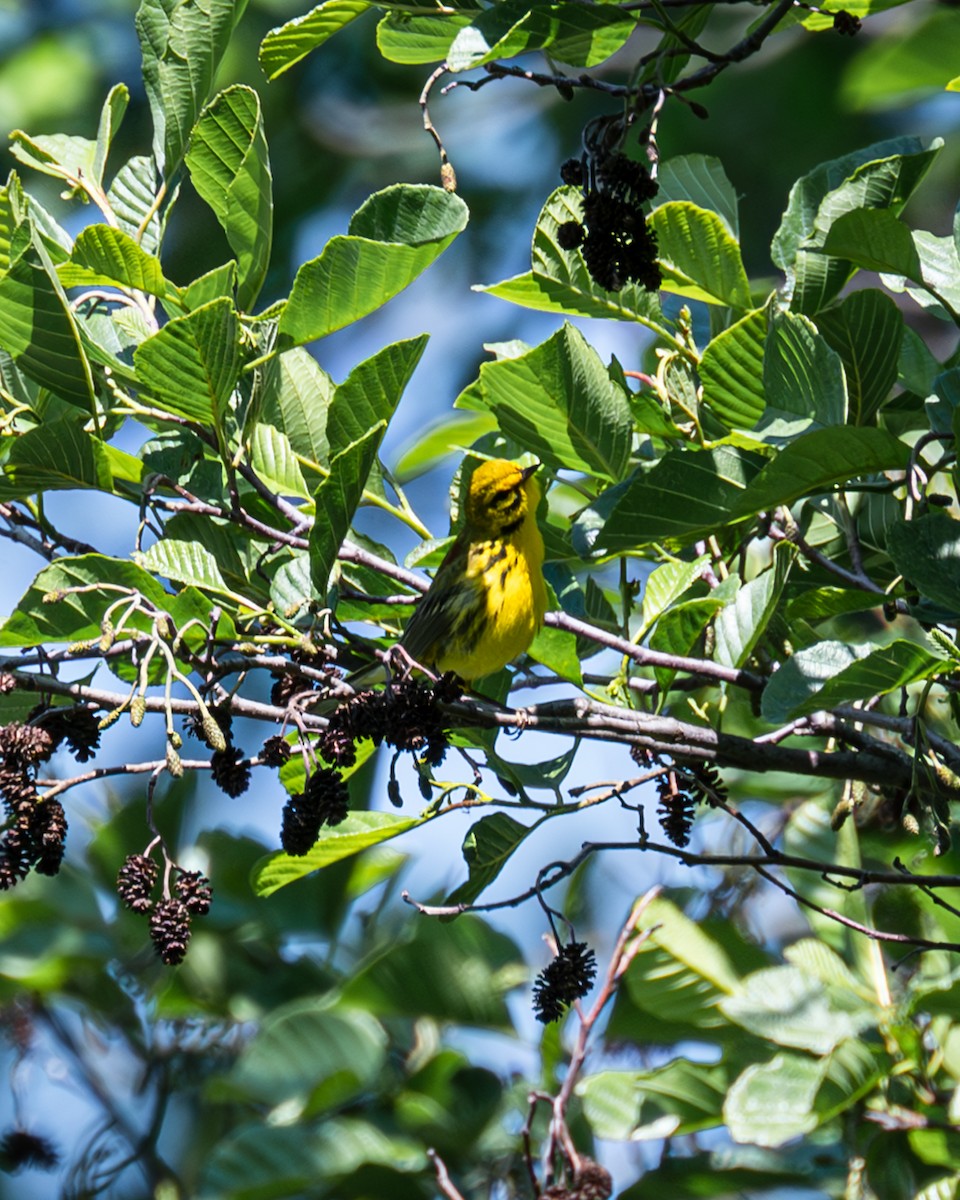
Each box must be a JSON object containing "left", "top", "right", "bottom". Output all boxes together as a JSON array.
[
  {"left": 260, "top": 735, "right": 292, "bottom": 767},
  {"left": 149, "top": 897, "right": 192, "bottom": 965},
  {"left": 532, "top": 940, "right": 598, "bottom": 1024},
  {"left": 656, "top": 776, "right": 696, "bottom": 848},
  {"left": 574, "top": 1159, "right": 613, "bottom": 1200},
  {"left": 117, "top": 853, "right": 159, "bottom": 913},
  {"left": 32, "top": 799, "right": 67, "bottom": 876},
  {"left": 210, "top": 745, "right": 251, "bottom": 798},
  {"left": 175, "top": 869, "right": 213, "bottom": 916}
]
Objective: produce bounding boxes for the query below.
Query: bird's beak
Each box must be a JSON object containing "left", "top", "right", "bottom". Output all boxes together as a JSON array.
[{"left": 520, "top": 462, "right": 540, "bottom": 482}]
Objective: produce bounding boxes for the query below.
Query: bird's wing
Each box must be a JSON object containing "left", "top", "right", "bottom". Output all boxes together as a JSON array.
[{"left": 400, "top": 567, "right": 484, "bottom": 668}]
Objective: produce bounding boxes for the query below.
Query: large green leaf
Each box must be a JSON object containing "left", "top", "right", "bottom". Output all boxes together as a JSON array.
[
  {"left": 760, "top": 310, "right": 847, "bottom": 436},
  {"left": 0, "top": 213, "right": 96, "bottom": 409},
  {"left": 612, "top": 899, "right": 741, "bottom": 1036},
  {"left": 137, "top": 538, "right": 232, "bottom": 597},
  {"left": 578, "top": 1059, "right": 730, "bottom": 1140},
  {"left": 714, "top": 542, "right": 796, "bottom": 669},
  {"left": 771, "top": 136, "right": 942, "bottom": 314},
  {"left": 641, "top": 555, "right": 711, "bottom": 632},
  {"left": 447, "top": 1, "right": 637, "bottom": 71},
  {"left": 656, "top": 154, "right": 740, "bottom": 238},
  {"left": 595, "top": 445, "right": 765, "bottom": 550},
  {"left": 760, "top": 637, "right": 946, "bottom": 723},
  {"left": 888, "top": 515, "right": 960, "bottom": 614},
  {"left": 699, "top": 308, "right": 767, "bottom": 430},
  {"left": 259, "top": 346, "right": 336, "bottom": 468},
  {"left": 721, "top": 965, "right": 873, "bottom": 1053},
  {"left": 279, "top": 185, "right": 467, "bottom": 346},
  {"left": 0, "top": 554, "right": 171, "bottom": 647},
  {"left": 816, "top": 289, "right": 902, "bottom": 425},
  {"left": 228, "top": 1000, "right": 386, "bottom": 1105},
  {"left": 841, "top": 7, "right": 960, "bottom": 111},
  {"left": 457, "top": 323, "right": 632, "bottom": 481},
  {"left": 0, "top": 418, "right": 141, "bottom": 501},
  {"left": 134, "top": 297, "right": 241, "bottom": 424},
  {"left": 136, "top": 0, "right": 241, "bottom": 180},
  {"left": 343, "top": 914, "right": 524, "bottom": 1027},
  {"left": 820, "top": 207, "right": 922, "bottom": 279},
  {"left": 729, "top": 426, "right": 908, "bottom": 520},
  {"left": 724, "top": 1052, "right": 824, "bottom": 1147},
  {"left": 309, "top": 423, "right": 386, "bottom": 592},
  {"left": 327, "top": 335, "right": 429, "bottom": 458},
  {"left": 107, "top": 154, "right": 164, "bottom": 255},
  {"left": 476, "top": 187, "right": 667, "bottom": 331},
  {"left": 201, "top": 1119, "right": 424, "bottom": 1198},
  {"left": 185, "top": 85, "right": 272, "bottom": 311},
  {"left": 376, "top": 12, "right": 473, "bottom": 64},
  {"left": 259, "top": 1, "right": 372, "bottom": 80},
  {"left": 59, "top": 224, "right": 172, "bottom": 299},
  {"left": 650, "top": 201, "right": 751, "bottom": 308},
  {"left": 444, "top": 813, "right": 531, "bottom": 909}
]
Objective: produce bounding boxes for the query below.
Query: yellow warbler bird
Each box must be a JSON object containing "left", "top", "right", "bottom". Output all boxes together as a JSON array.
[{"left": 398, "top": 458, "right": 547, "bottom": 681}]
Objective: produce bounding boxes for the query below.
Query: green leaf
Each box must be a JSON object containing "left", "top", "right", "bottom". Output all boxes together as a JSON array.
[
  {"left": 730, "top": 426, "right": 908, "bottom": 520},
  {"left": 393, "top": 411, "right": 498, "bottom": 481},
  {"left": 457, "top": 323, "right": 632, "bottom": 481},
  {"left": 7, "top": 130, "right": 98, "bottom": 189},
  {"left": 615, "top": 898, "right": 740, "bottom": 1033},
  {"left": 0, "top": 215, "right": 96, "bottom": 409},
  {"left": 342, "top": 913, "right": 523, "bottom": 1027},
  {"left": 136, "top": 0, "right": 241, "bottom": 180},
  {"left": 182, "top": 261, "right": 237, "bottom": 311},
  {"left": 250, "top": 811, "right": 420, "bottom": 897},
  {"left": 249, "top": 423, "right": 310, "bottom": 500},
  {"left": 137, "top": 538, "right": 234, "bottom": 598},
  {"left": 721, "top": 965, "right": 872, "bottom": 1053},
  {"left": 641, "top": 555, "right": 711, "bottom": 631},
  {"left": 60, "top": 224, "right": 171, "bottom": 298},
  {"left": 650, "top": 201, "right": 751, "bottom": 308},
  {"left": 376, "top": 12, "right": 472, "bottom": 64},
  {"left": 820, "top": 207, "right": 922, "bottom": 279},
  {"left": 888, "top": 515, "right": 960, "bottom": 614},
  {"left": 699, "top": 308, "right": 767, "bottom": 430},
  {"left": 761, "top": 638, "right": 946, "bottom": 723},
  {"left": 714, "top": 542, "right": 796, "bottom": 669},
  {"left": 771, "top": 136, "right": 942, "bottom": 314},
  {"left": 201, "top": 1120, "right": 424, "bottom": 1198},
  {"left": 107, "top": 155, "right": 163, "bottom": 255},
  {"left": 259, "top": 1, "right": 371, "bottom": 81},
  {"left": 724, "top": 1052, "right": 824, "bottom": 1148},
  {"left": 309, "top": 424, "right": 386, "bottom": 592},
  {"left": 327, "top": 335, "right": 429, "bottom": 458},
  {"left": 94, "top": 82, "right": 129, "bottom": 183},
  {"left": 0, "top": 418, "right": 117, "bottom": 500},
  {"left": 228, "top": 1000, "right": 386, "bottom": 1105},
  {"left": 185, "top": 85, "right": 273, "bottom": 311},
  {"left": 656, "top": 154, "right": 740, "bottom": 239},
  {"left": 279, "top": 184, "right": 467, "bottom": 346},
  {"left": 649, "top": 596, "right": 725, "bottom": 694},
  {"left": 447, "top": 1, "right": 637, "bottom": 72},
  {"left": 0, "top": 554, "right": 170, "bottom": 647},
  {"left": 816, "top": 289, "right": 903, "bottom": 425},
  {"left": 444, "top": 813, "right": 531, "bottom": 908},
  {"left": 841, "top": 7, "right": 960, "bottom": 111},
  {"left": 134, "top": 297, "right": 241, "bottom": 424},
  {"left": 476, "top": 187, "right": 667, "bottom": 331},
  {"left": 259, "top": 346, "right": 336, "bottom": 468},
  {"left": 760, "top": 310, "right": 847, "bottom": 436},
  {"left": 578, "top": 1059, "right": 729, "bottom": 1140},
  {"left": 595, "top": 446, "right": 765, "bottom": 551}
]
